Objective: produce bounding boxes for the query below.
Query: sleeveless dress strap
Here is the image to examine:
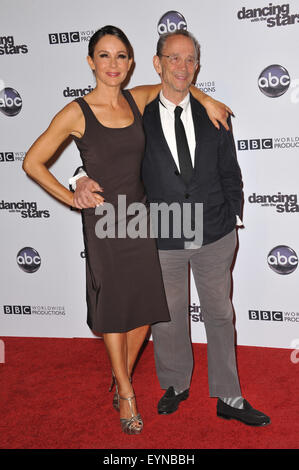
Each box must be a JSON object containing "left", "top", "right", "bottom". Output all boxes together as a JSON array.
[
  {"left": 122, "top": 89, "right": 143, "bottom": 121},
  {"left": 74, "top": 93, "right": 142, "bottom": 125},
  {"left": 73, "top": 97, "right": 93, "bottom": 119}
]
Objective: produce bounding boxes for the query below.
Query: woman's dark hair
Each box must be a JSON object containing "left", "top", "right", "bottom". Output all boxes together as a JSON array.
[{"left": 88, "top": 25, "right": 133, "bottom": 59}]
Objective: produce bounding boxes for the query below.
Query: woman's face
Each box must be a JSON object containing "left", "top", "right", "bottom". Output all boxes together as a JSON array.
[{"left": 88, "top": 34, "right": 132, "bottom": 88}]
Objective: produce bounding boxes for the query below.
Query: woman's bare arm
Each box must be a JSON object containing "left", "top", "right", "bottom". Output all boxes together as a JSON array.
[
  {"left": 129, "top": 84, "right": 232, "bottom": 130},
  {"left": 22, "top": 102, "right": 104, "bottom": 208},
  {"left": 190, "top": 86, "right": 233, "bottom": 130}
]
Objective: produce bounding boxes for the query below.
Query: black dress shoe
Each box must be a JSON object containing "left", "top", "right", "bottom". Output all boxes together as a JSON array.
[
  {"left": 217, "top": 398, "right": 271, "bottom": 426},
  {"left": 158, "top": 386, "right": 189, "bottom": 415}
]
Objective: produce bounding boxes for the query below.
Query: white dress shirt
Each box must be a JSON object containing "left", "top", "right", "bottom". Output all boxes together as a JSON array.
[
  {"left": 158, "top": 91, "right": 242, "bottom": 227},
  {"left": 159, "top": 91, "right": 196, "bottom": 171}
]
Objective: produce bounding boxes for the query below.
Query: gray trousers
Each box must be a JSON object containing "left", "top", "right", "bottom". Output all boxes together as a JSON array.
[{"left": 151, "top": 229, "right": 242, "bottom": 397}]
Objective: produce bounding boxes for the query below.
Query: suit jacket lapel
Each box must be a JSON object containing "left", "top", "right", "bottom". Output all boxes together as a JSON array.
[
  {"left": 148, "top": 97, "right": 181, "bottom": 173},
  {"left": 190, "top": 94, "right": 204, "bottom": 176}
]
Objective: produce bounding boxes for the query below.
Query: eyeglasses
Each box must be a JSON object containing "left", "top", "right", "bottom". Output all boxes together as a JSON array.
[{"left": 159, "top": 54, "right": 198, "bottom": 67}]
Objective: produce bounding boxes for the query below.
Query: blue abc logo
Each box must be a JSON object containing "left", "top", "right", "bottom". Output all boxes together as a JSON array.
[
  {"left": 267, "top": 245, "right": 298, "bottom": 274},
  {"left": 0, "top": 87, "right": 22, "bottom": 116},
  {"left": 17, "top": 247, "right": 41, "bottom": 273},
  {"left": 258, "top": 65, "right": 290, "bottom": 98},
  {"left": 157, "top": 11, "right": 187, "bottom": 35}
]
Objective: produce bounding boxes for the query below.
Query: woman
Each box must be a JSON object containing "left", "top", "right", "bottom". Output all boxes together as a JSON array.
[{"left": 23, "top": 25, "right": 231, "bottom": 435}]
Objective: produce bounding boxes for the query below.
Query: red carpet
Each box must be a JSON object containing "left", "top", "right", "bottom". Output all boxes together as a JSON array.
[{"left": 0, "top": 336, "right": 298, "bottom": 450}]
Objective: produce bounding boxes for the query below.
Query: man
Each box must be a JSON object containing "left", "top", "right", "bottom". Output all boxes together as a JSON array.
[{"left": 71, "top": 30, "right": 270, "bottom": 426}]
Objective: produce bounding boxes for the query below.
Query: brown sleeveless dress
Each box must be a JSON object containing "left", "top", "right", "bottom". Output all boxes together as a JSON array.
[{"left": 72, "top": 90, "right": 170, "bottom": 333}]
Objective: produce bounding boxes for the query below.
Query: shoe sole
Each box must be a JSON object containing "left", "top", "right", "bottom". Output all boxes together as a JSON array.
[
  {"left": 217, "top": 412, "right": 271, "bottom": 426},
  {"left": 158, "top": 408, "right": 178, "bottom": 415}
]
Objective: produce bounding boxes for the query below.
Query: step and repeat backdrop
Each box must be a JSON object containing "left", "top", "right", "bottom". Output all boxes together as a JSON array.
[{"left": 1, "top": 0, "right": 298, "bottom": 348}]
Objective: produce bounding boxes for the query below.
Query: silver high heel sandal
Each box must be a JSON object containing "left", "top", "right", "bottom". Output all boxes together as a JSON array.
[
  {"left": 119, "top": 395, "right": 143, "bottom": 435},
  {"left": 109, "top": 372, "right": 133, "bottom": 412},
  {"left": 109, "top": 373, "right": 120, "bottom": 411}
]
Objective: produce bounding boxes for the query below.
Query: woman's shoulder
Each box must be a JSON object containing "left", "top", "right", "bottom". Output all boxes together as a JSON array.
[
  {"left": 128, "top": 84, "right": 161, "bottom": 115},
  {"left": 45, "top": 101, "right": 85, "bottom": 137},
  {"left": 53, "top": 100, "right": 84, "bottom": 123}
]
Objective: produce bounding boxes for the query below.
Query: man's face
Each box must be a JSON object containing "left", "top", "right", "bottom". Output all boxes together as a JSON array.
[{"left": 154, "top": 35, "right": 199, "bottom": 99}]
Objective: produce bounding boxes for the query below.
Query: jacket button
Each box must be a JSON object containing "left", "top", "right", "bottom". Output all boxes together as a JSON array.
[
  {"left": 174, "top": 170, "right": 180, "bottom": 176},
  {"left": 185, "top": 193, "right": 190, "bottom": 199}
]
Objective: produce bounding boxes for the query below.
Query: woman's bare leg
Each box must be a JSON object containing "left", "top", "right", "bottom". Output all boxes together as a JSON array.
[
  {"left": 126, "top": 325, "right": 149, "bottom": 378},
  {"left": 102, "top": 332, "right": 140, "bottom": 428}
]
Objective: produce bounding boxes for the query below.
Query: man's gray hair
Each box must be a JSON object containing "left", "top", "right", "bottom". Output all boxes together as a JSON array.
[{"left": 156, "top": 29, "right": 200, "bottom": 59}]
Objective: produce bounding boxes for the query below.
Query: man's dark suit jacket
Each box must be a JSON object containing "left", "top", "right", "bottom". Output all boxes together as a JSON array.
[{"left": 141, "top": 93, "right": 243, "bottom": 250}]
